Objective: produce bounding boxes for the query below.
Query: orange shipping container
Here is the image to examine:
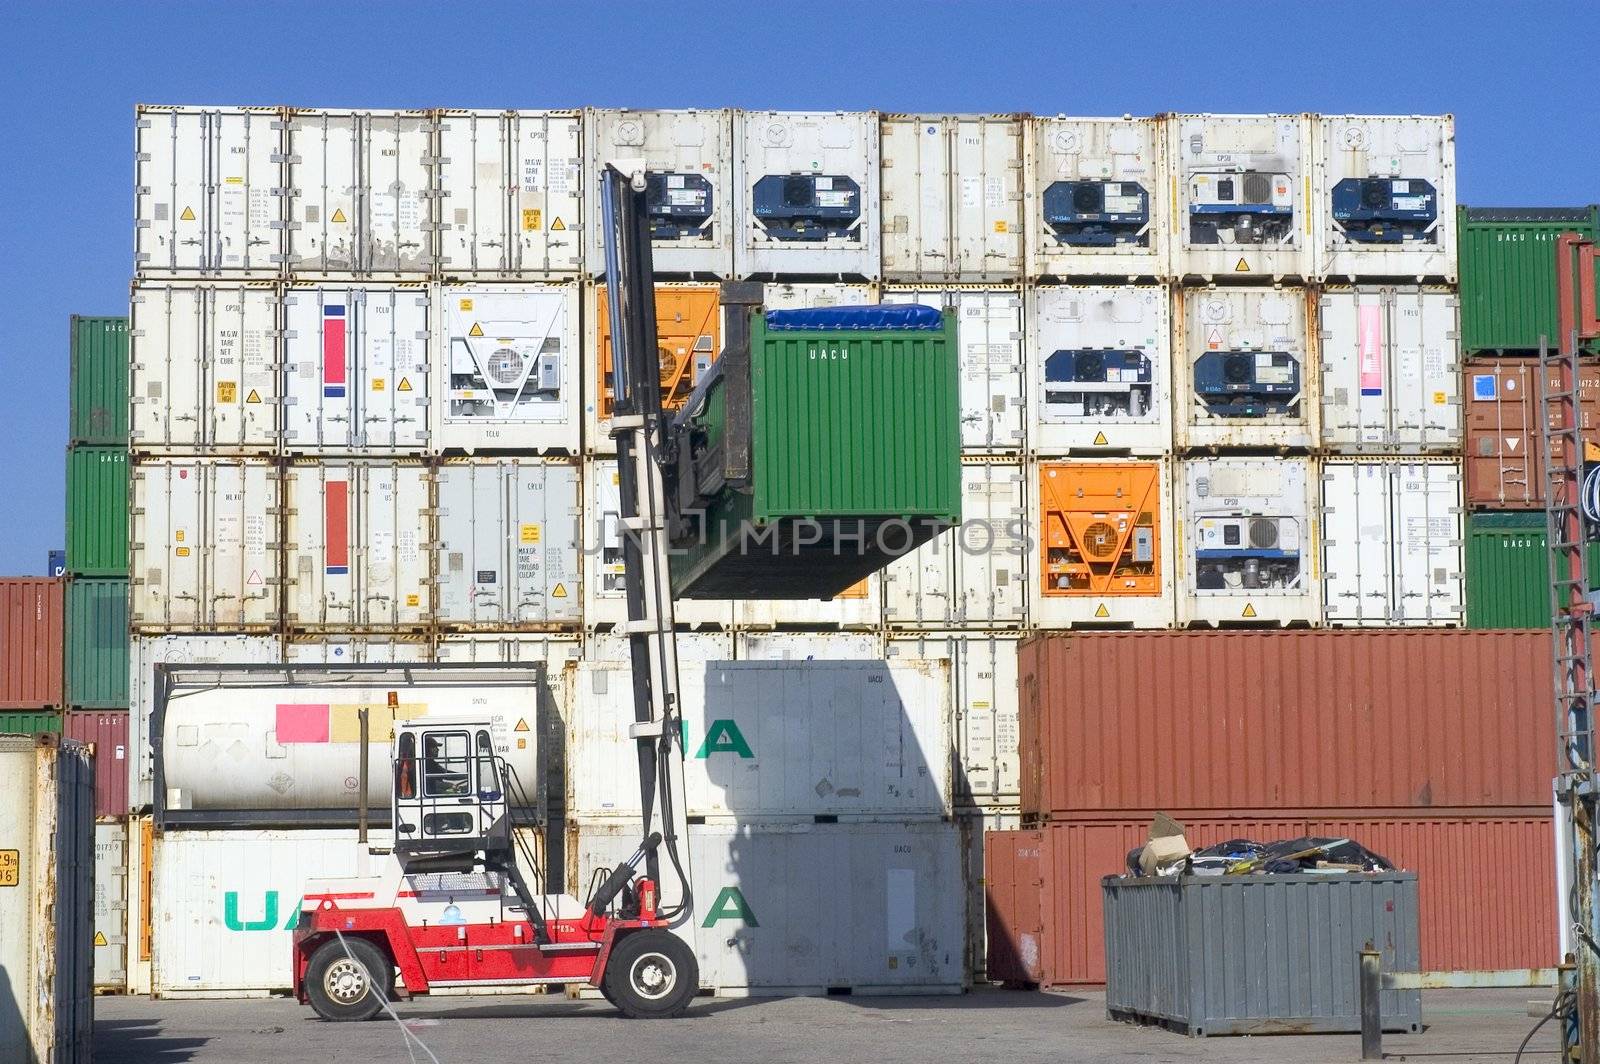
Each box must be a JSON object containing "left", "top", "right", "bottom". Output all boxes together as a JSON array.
[
  {"left": 0, "top": 577, "right": 65, "bottom": 709},
  {"left": 1035, "top": 460, "right": 1173, "bottom": 629},
  {"left": 1463, "top": 356, "right": 1600, "bottom": 509},
  {"left": 1019, "top": 629, "right": 1554, "bottom": 818},
  {"left": 591, "top": 283, "right": 721, "bottom": 425},
  {"left": 986, "top": 815, "right": 1557, "bottom": 986}
]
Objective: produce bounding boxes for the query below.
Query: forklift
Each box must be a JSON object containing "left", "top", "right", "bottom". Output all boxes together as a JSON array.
[{"left": 291, "top": 166, "right": 698, "bottom": 1020}]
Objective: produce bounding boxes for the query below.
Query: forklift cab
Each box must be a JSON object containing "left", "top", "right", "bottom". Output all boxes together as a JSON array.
[{"left": 392, "top": 718, "right": 513, "bottom": 858}]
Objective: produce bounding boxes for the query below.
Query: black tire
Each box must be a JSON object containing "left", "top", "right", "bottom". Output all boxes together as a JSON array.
[
  {"left": 304, "top": 937, "right": 393, "bottom": 1022},
  {"left": 602, "top": 929, "right": 698, "bottom": 1019}
]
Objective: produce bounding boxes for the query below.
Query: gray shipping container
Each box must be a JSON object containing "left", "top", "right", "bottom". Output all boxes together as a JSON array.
[
  {"left": 1102, "top": 873, "right": 1421, "bottom": 1037},
  {"left": 0, "top": 735, "right": 94, "bottom": 1063},
  {"left": 93, "top": 821, "right": 127, "bottom": 992}
]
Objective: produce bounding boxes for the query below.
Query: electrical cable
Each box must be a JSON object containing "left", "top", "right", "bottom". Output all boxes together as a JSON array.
[{"left": 1514, "top": 988, "right": 1573, "bottom": 1064}]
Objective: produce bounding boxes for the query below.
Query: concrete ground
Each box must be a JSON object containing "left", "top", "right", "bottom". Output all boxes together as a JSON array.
[{"left": 96, "top": 987, "right": 1562, "bottom": 1064}]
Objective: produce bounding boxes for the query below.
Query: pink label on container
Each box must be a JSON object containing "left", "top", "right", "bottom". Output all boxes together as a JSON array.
[
  {"left": 276, "top": 703, "right": 331, "bottom": 743},
  {"left": 1358, "top": 303, "right": 1384, "bottom": 396}
]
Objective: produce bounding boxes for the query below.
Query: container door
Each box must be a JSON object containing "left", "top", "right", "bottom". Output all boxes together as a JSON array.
[
  {"left": 1317, "top": 290, "right": 1364, "bottom": 448},
  {"left": 1463, "top": 360, "right": 1539, "bottom": 508},
  {"left": 359, "top": 288, "right": 430, "bottom": 450},
  {"left": 881, "top": 117, "right": 950, "bottom": 278},
  {"left": 1391, "top": 289, "right": 1460, "bottom": 451},
  {"left": 954, "top": 116, "right": 1023, "bottom": 281},
  {"left": 508, "top": 461, "right": 580, "bottom": 625},
  {"left": 94, "top": 822, "right": 128, "bottom": 990},
  {"left": 209, "top": 461, "right": 279, "bottom": 629},
  {"left": 435, "top": 462, "right": 503, "bottom": 625},
  {"left": 1393, "top": 462, "right": 1463, "bottom": 625},
  {"left": 1321, "top": 462, "right": 1391, "bottom": 624},
  {"left": 956, "top": 464, "right": 1027, "bottom": 625},
  {"left": 958, "top": 636, "right": 1021, "bottom": 806},
  {"left": 882, "top": 533, "right": 955, "bottom": 627},
  {"left": 437, "top": 112, "right": 511, "bottom": 276},
  {"left": 361, "top": 464, "right": 431, "bottom": 628},
  {"left": 288, "top": 111, "right": 359, "bottom": 273},
  {"left": 131, "top": 463, "right": 201, "bottom": 628},
  {"left": 364, "top": 113, "right": 432, "bottom": 275},
  {"left": 959, "top": 291, "right": 1025, "bottom": 451},
  {"left": 512, "top": 114, "right": 583, "bottom": 275}
]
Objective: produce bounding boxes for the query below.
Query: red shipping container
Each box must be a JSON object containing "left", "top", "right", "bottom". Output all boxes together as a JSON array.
[
  {"left": 63, "top": 710, "right": 129, "bottom": 817},
  {"left": 985, "top": 814, "right": 1557, "bottom": 986},
  {"left": 1463, "top": 356, "right": 1600, "bottom": 509},
  {"left": 0, "top": 577, "right": 64, "bottom": 709},
  {"left": 1019, "top": 630, "right": 1554, "bottom": 819}
]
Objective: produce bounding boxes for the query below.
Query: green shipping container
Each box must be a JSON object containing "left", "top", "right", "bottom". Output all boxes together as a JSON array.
[
  {"left": 670, "top": 304, "right": 961, "bottom": 599},
  {"left": 0, "top": 711, "right": 62, "bottom": 735},
  {"left": 1465, "top": 511, "right": 1600, "bottom": 628},
  {"left": 66, "top": 578, "right": 129, "bottom": 709},
  {"left": 1457, "top": 206, "right": 1600, "bottom": 354},
  {"left": 65, "top": 446, "right": 128, "bottom": 575},
  {"left": 70, "top": 315, "right": 129, "bottom": 445}
]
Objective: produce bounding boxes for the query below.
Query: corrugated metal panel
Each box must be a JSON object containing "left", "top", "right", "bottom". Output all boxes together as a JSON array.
[
  {"left": 64, "top": 712, "right": 129, "bottom": 817},
  {"left": 1103, "top": 873, "right": 1421, "bottom": 1034},
  {"left": 435, "top": 458, "right": 581, "bottom": 627},
  {"left": 1457, "top": 205, "right": 1600, "bottom": 353},
  {"left": 65, "top": 448, "right": 129, "bottom": 576},
  {"left": 1019, "top": 630, "right": 1553, "bottom": 817},
  {"left": 1463, "top": 356, "right": 1600, "bottom": 509},
  {"left": 1465, "top": 513, "right": 1581, "bottom": 628},
  {"left": 569, "top": 819, "right": 965, "bottom": 993},
  {"left": 0, "top": 735, "right": 94, "bottom": 1062},
  {"left": 569, "top": 660, "right": 952, "bottom": 819},
  {"left": 94, "top": 819, "right": 128, "bottom": 990},
  {"left": 0, "top": 712, "right": 62, "bottom": 734},
  {"left": 66, "top": 578, "right": 130, "bottom": 709},
  {"left": 70, "top": 316, "right": 129, "bottom": 445},
  {"left": 0, "top": 578, "right": 64, "bottom": 709}
]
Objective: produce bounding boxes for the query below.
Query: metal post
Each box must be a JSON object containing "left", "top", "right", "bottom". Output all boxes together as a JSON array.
[
  {"left": 1359, "top": 946, "right": 1382, "bottom": 1060},
  {"left": 357, "top": 705, "right": 372, "bottom": 844}
]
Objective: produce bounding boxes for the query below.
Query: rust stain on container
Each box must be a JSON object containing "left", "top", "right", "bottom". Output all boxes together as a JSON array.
[
  {"left": 986, "top": 814, "right": 1556, "bottom": 987},
  {"left": 1463, "top": 356, "right": 1600, "bottom": 509},
  {"left": 0, "top": 578, "right": 65, "bottom": 709},
  {"left": 64, "top": 711, "right": 129, "bottom": 818},
  {"left": 1019, "top": 630, "right": 1554, "bottom": 818}
]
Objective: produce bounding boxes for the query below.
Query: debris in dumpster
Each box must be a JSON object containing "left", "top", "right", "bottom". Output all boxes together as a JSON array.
[
  {"left": 1125, "top": 829, "right": 1398, "bottom": 878},
  {"left": 1133, "top": 812, "right": 1193, "bottom": 877}
]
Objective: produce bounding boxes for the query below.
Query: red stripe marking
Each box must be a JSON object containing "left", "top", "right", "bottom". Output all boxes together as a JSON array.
[
  {"left": 324, "top": 479, "right": 349, "bottom": 572},
  {"left": 323, "top": 310, "right": 346, "bottom": 387}
]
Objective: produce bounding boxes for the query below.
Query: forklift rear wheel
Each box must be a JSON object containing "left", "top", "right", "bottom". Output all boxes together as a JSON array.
[
  {"left": 306, "top": 937, "right": 393, "bottom": 1022},
  {"left": 604, "top": 929, "right": 698, "bottom": 1018}
]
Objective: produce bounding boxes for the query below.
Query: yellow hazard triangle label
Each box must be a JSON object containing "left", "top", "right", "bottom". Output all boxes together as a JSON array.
[
  {"left": 94, "top": 931, "right": 107, "bottom": 946},
  {"left": 245, "top": 389, "right": 261, "bottom": 404},
  {"left": 514, "top": 718, "right": 530, "bottom": 733},
  {"left": 1093, "top": 431, "right": 1108, "bottom": 446},
  {"left": 179, "top": 206, "right": 196, "bottom": 221},
  {"left": 397, "top": 377, "right": 412, "bottom": 392},
  {"left": 551, "top": 582, "right": 568, "bottom": 598},
  {"left": 1233, "top": 257, "right": 1250, "bottom": 272},
  {"left": 331, "top": 207, "right": 348, "bottom": 224},
  {"left": 1094, "top": 603, "right": 1110, "bottom": 618},
  {"left": 469, "top": 323, "right": 484, "bottom": 337},
  {"left": 1242, "top": 603, "right": 1258, "bottom": 618},
  {"left": 550, "top": 217, "right": 566, "bottom": 231}
]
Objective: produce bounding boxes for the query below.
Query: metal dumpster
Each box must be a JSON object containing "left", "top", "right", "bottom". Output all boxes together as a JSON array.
[{"left": 1102, "top": 873, "right": 1421, "bottom": 1036}]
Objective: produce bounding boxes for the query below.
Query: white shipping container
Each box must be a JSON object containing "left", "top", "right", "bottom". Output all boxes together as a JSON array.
[
  {"left": 129, "top": 281, "right": 280, "bottom": 454},
  {"left": 734, "top": 575, "right": 882, "bottom": 629},
  {"left": 130, "top": 458, "right": 280, "bottom": 631},
  {"left": 283, "top": 460, "right": 431, "bottom": 630},
  {"left": 885, "top": 634, "right": 1021, "bottom": 806},
  {"left": 1319, "top": 286, "right": 1460, "bottom": 452},
  {"left": 581, "top": 458, "right": 733, "bottom": 628},
  {"left": 1169, "top": 114, "right": 1312, "bottom": 281},
  {"left": 584, "top": 630, "right": 733, "bottom": 665},
  {"left": 570, "top": 660, "right": 951, "bottom": 820},
  {"left": 124, "top": 816, "right": 152, "bottom": 995},
  {"left": 1025, "top": 116, "right": 1167, "bottom": 281},
  {"left": 436, "top": 458, "right": 581, "bottom": 627},
  {"left": 733, "top": 631, "right": 884, "bottom": 660},
  {"left": 1175, "top": 286, "right": 1317, "bottom": 450},
  {"left": 1321, "top": 459, "right": 1463, "bottom": 627},
  {"left": 155, "top": 665, "right": 543, "bottom": 818},
  {"left": 286, "top": 108, "right": 433, "bottom": 276},
  {"left": 437, "top": 110, "right": 584, "bottom": 278},
  {"left": 129, "top": 635, "right": 283, "bottom": 810},
  {"left": 760, "top": 282, "right": 878, "bottom": 310},
  {"left": 1177, "top": 456, "right": 1319, "bottom": 627},
  {"left": 734, "top": 110, "right": 881, "bottom": 279},
  {"left": 1313, "top": 115, "right": 1456, "bottom": 282},
  {"left": 883, "top": 286, "right": 1024, "bottom": 452},
  {"left": 280, "top": 636, "right": 432, "bottom": 663},
  {"left": 568, "top": 820, "right": 965, "bottom": 994},
  {"left": 586, "top": 108, "right": 734, "bottom": 277},
  {"left": 281, "top": 283, "right": 430, "bottom": 452},
  {"left": 880, "top": 114, "right": 1023, "bottom": 282},
  {"left": 94, "top": 820, "right": 128, "bottom": 991},
  {"left": 0, "top": 737, "right": 93, "bottom": 1062},
  {"left": 1027, "top": 284, "right": 1171, "bottom": 455},
  {"left": 1031, "top": 457, "right": 1177, "bottom": 629},
  {"left": 435, "top": 633, "right": 581, "bottom": 774},
  {"left": 134, "top": 105, "right": 285, "bottom": 277},
  {"left": 150, "top": 830, "right": 374, "bottom": 993},
  {"left": 882, "top": 527, "right": 956, "bottom": 628}
]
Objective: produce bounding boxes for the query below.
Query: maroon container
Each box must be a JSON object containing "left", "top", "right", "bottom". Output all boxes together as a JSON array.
[
  {"left": 985, "top": 814, "right": 1556, "bottom": 986},
  {"left": 1463, "top": 356, "right": 1600, "bottom": 509},
  {"left": 0, "top": 577, "right": 65, "bottom": 709},
  {"left": 63, "top": 710, "right": 129, "bottom": 817},
  {"left": 1019, "top": 629, "right": 1554, "bottom": 819}
]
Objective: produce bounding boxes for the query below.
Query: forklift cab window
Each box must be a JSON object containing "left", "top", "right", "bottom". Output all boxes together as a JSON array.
[
  {"left": 395, "top": 732, "right": 416, "bottom": 800},
  {"left": 474, "top": 730, "right": 501, "bottom": 799},
  {"left": 423, "top": 732, "right": 471, "bottom": 797}
]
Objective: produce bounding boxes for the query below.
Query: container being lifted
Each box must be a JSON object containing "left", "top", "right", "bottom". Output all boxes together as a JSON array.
[{"left": 666, "top": 292, "right": 962, "bottom": 600}]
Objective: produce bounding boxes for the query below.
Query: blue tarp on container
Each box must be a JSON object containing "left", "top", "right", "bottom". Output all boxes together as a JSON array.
[{"left": 763, "top": 304, "right": 944, "bottom": 331}]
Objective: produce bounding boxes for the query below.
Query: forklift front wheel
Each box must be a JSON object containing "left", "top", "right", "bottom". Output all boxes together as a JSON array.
[
  {"left": 603, "top": 929, "right": 699, "bottom": 1018},
  {"left": 305, "top": 937, "right": 394, "bottom": 1022}
]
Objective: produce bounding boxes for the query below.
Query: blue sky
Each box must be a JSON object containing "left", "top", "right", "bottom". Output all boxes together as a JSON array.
[{"left": 1, "top": 0, "right": 1596, "bottom": 574}]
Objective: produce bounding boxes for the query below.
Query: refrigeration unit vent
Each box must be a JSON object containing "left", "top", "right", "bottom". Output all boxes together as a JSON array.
[
  {"left": 1043, "top": 348, "right": 1153, "bottom": 419},
  {"left": 449, "top": 331, "right": 563, "bottom": 419},
  {"left": 751, "top": 173, "right": 861, "bottom": 241},
  {"left": 1188, "top": 171, "right": 1294, "bottom": 244},
  {"left": 1331, "top": 177, "right": 1439, "bottom": 244},
  {"left": 1193, "top": 351, "right": 1300, "bottom": 418},
  {"left": 1193, "top": 514, "right": 1302, "bottom": 590},
  {"left": 645, "top": 172, "right": 715, "bottom": 241},
  {"left": 1042, "top": 179, "right": 1151, "bottom": 247}
]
